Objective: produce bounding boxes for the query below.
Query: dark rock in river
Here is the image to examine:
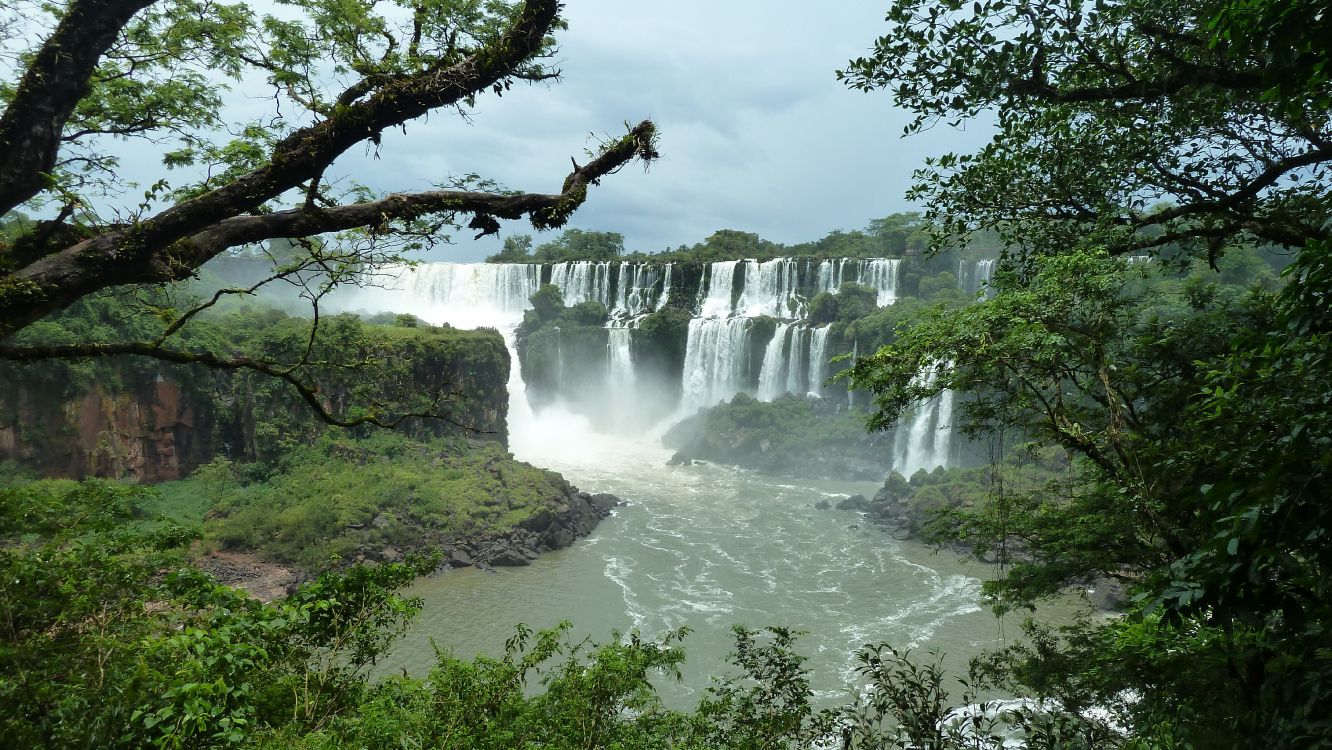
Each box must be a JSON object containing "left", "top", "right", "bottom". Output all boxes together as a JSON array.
[
  {"left": 471, "top": 487, "right": 621, "bottom": 567},
  {"left": 836, "top": 494, "right": 870, "bottom": 511},
  {"left": 814, "top": 499, "right": 831, "bottom": 510}
]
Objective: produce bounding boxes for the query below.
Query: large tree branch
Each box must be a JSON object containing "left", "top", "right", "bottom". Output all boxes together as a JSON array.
[
  {"left": 187, "top": 121, "right": 657, "bottom": 254},
  {"left": 0, "top": 119, "right": 657, "bottom": 339},
  {"left": 1007, "top": 64, "right": 1265, "bottom": 104},
  {"left": 0, "top": 341, "right": 479, "bottom": 431},
  {"left": 0, "top": 0, "right": 154, "bottom": 215},
  {"left": 0, "top": 0, "right": 567, "bottom": 331}
]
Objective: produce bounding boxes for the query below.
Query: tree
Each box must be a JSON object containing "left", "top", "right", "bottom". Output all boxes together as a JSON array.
[
  {"left": 0, "top": 0, "right": 657, "bottom": 424},
  {"left": 486, "top": 234, "right": 535, "bottom": 263},
  {"left": 840, "top": 0, "right": 1331, "bottom": 263},
  {"left": 844, "top": 0, "right": 1332, "bottom": 744},
  {"left": 532, "top": 228, "right": 626, "bottom": 262}
]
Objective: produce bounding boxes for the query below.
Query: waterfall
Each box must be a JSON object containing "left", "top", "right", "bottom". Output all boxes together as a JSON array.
[
  {"left": 697, "top": 260, "right": 740, "bottom": 318},
  {"left": 357, "top": 262, "right": 540, "bottom": 328},
  {"left": 681, "top": 317, "right": 751, "bottom": 411},
  {"left": 656, "top": 262, "right": 672, "bottom": 310},
  {"left": 757, "top": 323, "right": 793, "bottom": 401},
  {"left": 891, "top": 365, "right": 954, "bottom": 477},
  {"left": 784, "top": 325, "right": 808, "bottom": 396},
  {"left": 807, "top": 325, "right": 831, "bottom": 397},
  {"left": 959, "top": 259, "right": 997, "bottom": 299},
  {"left": 610, "top": 262, "right": 658, "bottom": 319},
  {"left": 737, "top": 259, "right": 804, "bottom": 318},
  {"left": 606, "top": 325, "right": 636, "bottom": 428},
  {"left": 816, "top": 258, "right": 852, "bottom": 294},
  {"left": 550, "top": 261, "right": 613, "bottom": 306},
  {"left": 340, "top": 258, "right": 959, "bottom": 473},
  {"left": 757, "top": 324, "right": 811, "bottom": 400},
  {"left": 975, "top": 259, "right": 995, "bottom": 299},
  {"left": 859, "top": 258, "right": 901, "bottom": 306}
]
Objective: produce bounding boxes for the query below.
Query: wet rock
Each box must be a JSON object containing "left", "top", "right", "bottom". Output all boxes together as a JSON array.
[
  {"left": 589, "top": 493, "right": 621, "bottom": 515},
  {"left": 836, "top": 494, "right": 870, "bottom": 511},
  {"left": 814, "top": 499, "right": 831, "bottom": 510},
  {"left": 490, "top": 546, "right": 533, "bottom": 567},
  {"left": 1087, "top": 577, "right": 1128, "bottom": 611}
]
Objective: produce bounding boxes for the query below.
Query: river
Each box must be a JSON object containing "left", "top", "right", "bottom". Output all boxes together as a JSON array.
[
  {"left": 345, "top": 262, "right": 1036, "bottom": 706},
  {"left": 377, "top": 367, "right": 1013, "bottom": 707}
]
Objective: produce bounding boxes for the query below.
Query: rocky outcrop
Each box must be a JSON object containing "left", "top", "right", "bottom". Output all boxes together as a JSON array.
[
  {"left": 662, "top": 393, "right": 892, "bottom": 481},
  {"left": 352, "top": 488, "right": 621, "bottom": 571}
]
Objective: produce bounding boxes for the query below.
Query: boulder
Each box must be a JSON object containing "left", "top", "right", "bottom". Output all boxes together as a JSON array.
[{"left": 836, "top": 494, "right": 870, "bottom": 511}]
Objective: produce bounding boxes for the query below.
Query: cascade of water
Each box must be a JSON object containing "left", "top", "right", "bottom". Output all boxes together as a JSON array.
[
  {"left": 365, "top": 262, "right": 540, "bottom": 328},
  {"left": 737, "top": 259, "right": 804, "bottom": 318},
  {"left": 656, "top": 262, "right": 672, "bottom": 310},
  {"left": 892, "top": 365, "right": 954, "bottom": 477},
  {"left": 550, "top": 261, "right": 613, "bottom": 306},
  {"left": 681, "top": 317, "right": 751, "bottom": 411},
  {"left": 859, "top": 258, "right": 901, "bottom": 306},
  {"left": 974, "top": 259, "right": 996, "bottom": 299},
  {"left": 606, "top": 325, "right": 636, "bottom": 428},
  {"left": 785, "top": 325, "right": 809, "bottom": 396},
  {"left": 959, "top": 259, "right": 997, "bottom": 299},
  {"left": 816, "top": 258, "right": 854, "bottom": 294},
  {"left": 612, "top": 261, "right": 631, "bottom": 317},
  {"left": 697, "top": 260, "right": 740, "bottom": 318},
  {"left": 807, "top": 325, "right": 831, "bottom": 397},
  {"left": 610, "top": 262, "right": 658, "bottom": 319},
  {"left": 757, "top": 323, "right": 792, "bottom": 401}
]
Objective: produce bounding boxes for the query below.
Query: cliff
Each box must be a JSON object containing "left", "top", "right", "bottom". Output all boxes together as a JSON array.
[{"left": 0, "top": 305, "right": 508, "bottom": 482}]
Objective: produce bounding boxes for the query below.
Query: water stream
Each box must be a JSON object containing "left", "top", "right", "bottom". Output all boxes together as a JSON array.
[{"left": 344, "top": 260, "right": 1025, "bottom": 704}]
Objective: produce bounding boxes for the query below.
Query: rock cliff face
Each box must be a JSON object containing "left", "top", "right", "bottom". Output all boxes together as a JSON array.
[
  {"left": 0, "top": 378, "right": 213, "bottom": 483},
  {"left": 0, "top": 322, "right": 509, "bottom": 482}
]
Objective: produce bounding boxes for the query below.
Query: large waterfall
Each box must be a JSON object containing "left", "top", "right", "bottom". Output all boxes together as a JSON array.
[
  {"left": 341, "top": 255, "right": 968, "bottom": 477},
  {"left": 681, "top": 317, "right": 753, "bottom": 413},
  {"left": 958, "top": 258, "right": 997, "bottom": 300}
]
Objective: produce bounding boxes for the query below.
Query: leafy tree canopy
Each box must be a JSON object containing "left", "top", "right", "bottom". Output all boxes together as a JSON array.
[
  {"left": 0, "top": 0, "right": 657, "bottom": 424},
  {"left": 840, "top": 0, "right": 1331, "bottom": 265},
  {"left": 845, "top": 0, "right": 1332, "bottom": 744}
]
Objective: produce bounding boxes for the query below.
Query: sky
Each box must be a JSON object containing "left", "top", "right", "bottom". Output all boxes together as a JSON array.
[
  {"left": 331, "top": 0, "right": 992, "bottom": 261},
  {"left": 68, "top": 1, "right": 993, "bottom": 262}
]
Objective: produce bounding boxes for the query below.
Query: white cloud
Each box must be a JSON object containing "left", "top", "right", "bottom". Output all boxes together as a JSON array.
[{"left": 86, "top": 1, "right": 996, "bottom": 261}]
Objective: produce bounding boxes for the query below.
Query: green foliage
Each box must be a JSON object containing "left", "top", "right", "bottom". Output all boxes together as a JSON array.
[
  {"left": 485, "top": 234, "right": 535, "bottom": 263},
  {"left": 0, "top": 476, "right": 1151, "bottom": 750},
  {"left": 0, "top": 477, "right": 435, "bottom": 749},
  {"left": 533, "top": 229, "right": 625, "bottom": 263},
  {"left": 0, "top": 291, "right": 508, "bottom": 472},
  {"left": 528, "top": 282, "right": 566, "bottom": 322},
  {"left": 201, "top": 433, "right": 569, "bottom": 572}
]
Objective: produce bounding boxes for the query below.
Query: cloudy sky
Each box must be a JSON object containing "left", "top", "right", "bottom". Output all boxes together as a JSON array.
[
  {"left": 332, "top": 0, "right": 993, "bottom": 261},
  {"left": 79, "top": 1, "right": 990, "bottom": 262}
]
